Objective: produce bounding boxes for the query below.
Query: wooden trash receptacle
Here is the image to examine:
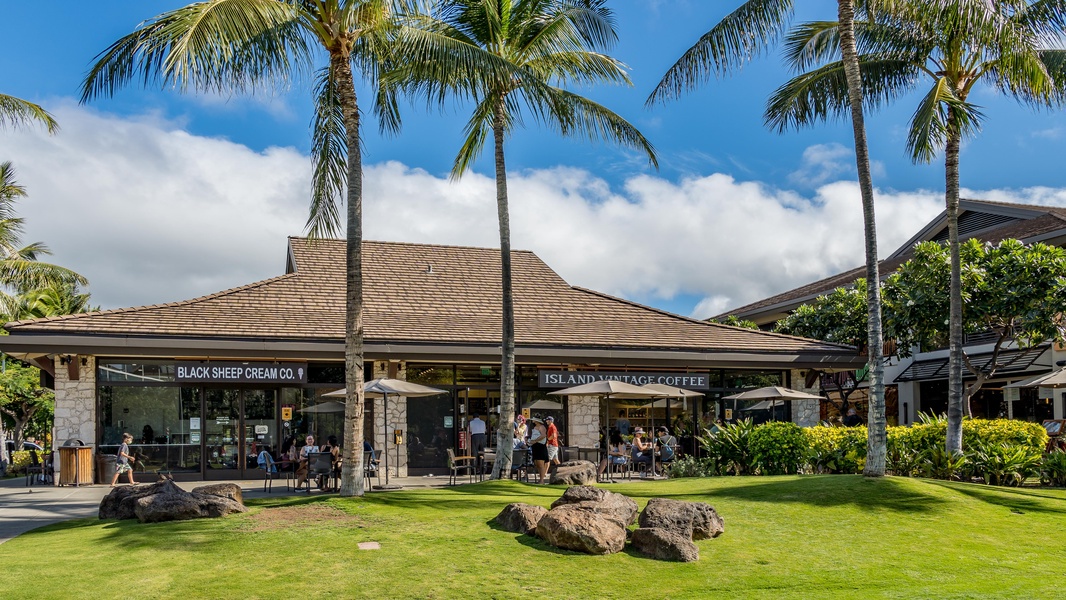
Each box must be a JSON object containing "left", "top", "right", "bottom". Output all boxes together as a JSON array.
[{"left": 58, "top": 446, "right": 93, "bottom": 486}]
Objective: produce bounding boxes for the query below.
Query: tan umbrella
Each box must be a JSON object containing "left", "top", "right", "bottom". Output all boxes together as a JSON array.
[
  {"left": 722, "top": 386, "right": 824, "bottom": 401},
  {"left": 1004, "top": 368, "right": 1066, "bottom": 389},
  {"left": 298, "top": 401, "right": 347, "bottom": 413},
  {"left": 325, "top": 378, "right": 446, "bottom": 486}
]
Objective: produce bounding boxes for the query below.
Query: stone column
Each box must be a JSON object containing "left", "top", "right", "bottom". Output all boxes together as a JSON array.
[
  {"left": 371, "top": 361, "right": 408, "bottom": 479},
  {"left": 52, "top": 355, "right": 97, "bottom": 482},
  {"left": 566, "top": 395, "right": 600, "bottom": 448},
  {"left": 790, "top": 369, "right": 821, "bottom": 428}
]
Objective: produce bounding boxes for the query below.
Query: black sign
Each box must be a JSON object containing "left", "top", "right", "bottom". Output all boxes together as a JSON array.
[
  {"left": 176, "top": 362, "right": 308, "bottom": 384},
  {"left": 538, "top": 370, "right": 710, "bottom": 390}
]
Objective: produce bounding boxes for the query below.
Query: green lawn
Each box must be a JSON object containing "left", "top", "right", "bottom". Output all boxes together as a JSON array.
[{"left": 3, "top": 476, "right": 1064, "bottom": 599}]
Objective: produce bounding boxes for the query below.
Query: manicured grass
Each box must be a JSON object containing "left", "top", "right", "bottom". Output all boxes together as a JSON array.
[{"left": 2, "top": 476, "right": 1064, "bottom": 599}]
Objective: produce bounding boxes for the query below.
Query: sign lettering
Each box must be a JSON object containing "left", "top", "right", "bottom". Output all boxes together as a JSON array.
[
  {"left": 175, "top": 361, "right": 308, "bottom": 384},
  {"left": 537, "top": 370, "right": 711, "bottom": 390}
]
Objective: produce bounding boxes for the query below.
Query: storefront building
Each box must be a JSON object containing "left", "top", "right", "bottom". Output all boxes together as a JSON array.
[{"left": 2, "top": 238, "right": 864, "bottom": 480}]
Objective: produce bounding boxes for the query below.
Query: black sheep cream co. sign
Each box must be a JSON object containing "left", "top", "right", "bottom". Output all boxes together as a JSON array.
[{"left": 176, "top": 362, "right": 308, "bottom": 384}]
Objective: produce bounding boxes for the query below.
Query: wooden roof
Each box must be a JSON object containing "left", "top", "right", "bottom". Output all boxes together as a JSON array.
[{"left": 4, "top": 238, "right": 853, "bottom": 357}]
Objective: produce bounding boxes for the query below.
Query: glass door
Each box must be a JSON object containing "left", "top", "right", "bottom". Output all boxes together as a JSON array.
[
  {"left": 243, "top": 389, "right": 277, "bottom": 472},
  {"left": 204, "top": 389, "right": 241, "bottom": 479}
]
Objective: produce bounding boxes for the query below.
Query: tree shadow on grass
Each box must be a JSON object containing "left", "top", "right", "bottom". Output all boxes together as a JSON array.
[
  {"left": 924, "top": 480, "right": 1066, "bottom": 516},
  {"left": 692, "top": 475, "right": 947, "bottom": 514}
]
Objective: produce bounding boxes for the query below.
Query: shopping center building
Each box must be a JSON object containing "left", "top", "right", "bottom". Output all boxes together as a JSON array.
[{"left": 0, "top": 238, "right": 864, "bottom": 481}]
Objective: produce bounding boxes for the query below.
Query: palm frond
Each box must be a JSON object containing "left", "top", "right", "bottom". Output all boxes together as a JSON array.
[
  {"left": 80, "top": 0, "right": 311, "bottom": 101},
  {"left": 906, "top": 76, "right": 982, "bottom": 163},
  {"left": 0, "top": 94, "right": 59, "bottom": 133},
  {"left": 525, "top": 50, "right": 630, "bottom": 87},
  {"left": 647, "top": 0, "right": 795, "bottom": 105},
  {"left": 539, "top": 87, "right": 658, "bottom": 168},
  {"left": 452, "top": 96, "right": 495, "bottom": 177},
  {"left": 306, "top": 66, "right": 348, "bottom": 240}
]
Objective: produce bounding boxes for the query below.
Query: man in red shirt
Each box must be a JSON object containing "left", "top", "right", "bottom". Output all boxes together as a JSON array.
[{"left": 545, "top": 416, "right": 561, "bottom": 465}]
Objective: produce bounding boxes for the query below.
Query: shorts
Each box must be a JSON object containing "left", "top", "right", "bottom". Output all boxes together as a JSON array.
[
  {"left": 116, "top": 462, "right": 132, "bottom": 474},
  {"left": 547, "top": 445, "right": 559, "bottom": 461},
  {"left": 611, "top": 456, "right": 627, "bottom": 465},
  {"left": 531, "top": 443, "right": 549, "bottom": 462}
]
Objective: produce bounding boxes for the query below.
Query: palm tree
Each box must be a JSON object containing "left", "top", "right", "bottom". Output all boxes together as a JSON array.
[
  {"left": 0, "top": 93, "right": 58, "bottom": 133},
  {"left": 767, "top": 0, "right": 1066, "bottom": 454},
  {"left": 0, "top": 162, "right": 87, "bottom": 315},
  {"left": 393, "top": 0, "right": 657, "bottom": 479},
  {"left": 648, "top": 0, "right": 889, "bottom": 476},
  {"left": 81, "top": 0, "right": 406, "bottom": 496}
]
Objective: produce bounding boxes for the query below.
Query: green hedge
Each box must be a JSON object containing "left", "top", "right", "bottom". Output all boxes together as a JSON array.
[{"left": 750, "top": 422, "right": 808, "bottom": 475}]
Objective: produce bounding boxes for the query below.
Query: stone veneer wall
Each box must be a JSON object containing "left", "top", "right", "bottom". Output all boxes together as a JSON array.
[
  {"left": 567, "top": 395, "right": 600, "bottom": 448},
  {"left": 372, "top": 361, "right": 408, "bottom": 478},
  {"left": 51, "top": 355, "right": 97, "bottom": 479},
  {"left": 790, "top": 368, "right": 822, "bottom": 428}
]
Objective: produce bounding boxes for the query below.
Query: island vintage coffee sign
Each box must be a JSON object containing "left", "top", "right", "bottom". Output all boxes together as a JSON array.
[
  {"left": 176, "top": 362, "right": 308, "bottom": 384},
  {"left": 538, "top": 370, "right": 710, "bottom": 390}
]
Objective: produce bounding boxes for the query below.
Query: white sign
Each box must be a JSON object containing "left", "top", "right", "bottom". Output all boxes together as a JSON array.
[
  {"left": 254, "top": 425, "right": 269, "bottom": 434},
  {"left": 190, "top": 432, "right": 201, "bottom": 443},
  {"left": 190, "top": 417, "right": 201, "bottom": 430}
]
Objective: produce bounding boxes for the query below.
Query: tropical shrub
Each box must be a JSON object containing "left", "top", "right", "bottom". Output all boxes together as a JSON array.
[
  {"left": 749, "top": 422, "right": 808, "bottom": 475},
  {"left": 698, "top": 419, "right": 755, "bottom": 475},
  {"left": 1040, "top": 449, "right": 1066, "bottom": 487},
  {"left": 805, "top": 426, "right": 866, "bottom": 474},
  {"left": 967, "top": 441, "right": 1042, "bottom": 487},
  {"left": 922, "top": 446, "right": 967, "bottom": 481}
]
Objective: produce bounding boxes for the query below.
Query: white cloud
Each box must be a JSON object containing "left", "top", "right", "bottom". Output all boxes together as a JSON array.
[
  {"left": 4, "top": 104, "right": 1054, "bottom": 322},
  {"left": 789, "top": 142, "right": 887, "bottom": 188}
]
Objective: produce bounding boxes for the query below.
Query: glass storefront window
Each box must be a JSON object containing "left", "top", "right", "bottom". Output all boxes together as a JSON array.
[
  {"left": 407, "top": 364, "right": 454, "bottom": 386},
  {"left": 457, "top": 364, "right": 499, "bottom": 385},
  {"left": 98, "top": 361, "right": 176, "bottom": 383},
  {"left": 98, "top": 385, "right": 201, "bottom": 473},
  {"left": 721, "top": 369, "right": 783, "bottom": 389}
]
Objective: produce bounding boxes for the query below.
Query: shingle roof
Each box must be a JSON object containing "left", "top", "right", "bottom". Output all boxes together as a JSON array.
[{"left": 4, "top": 238, "right": 851, "bottom": 355}]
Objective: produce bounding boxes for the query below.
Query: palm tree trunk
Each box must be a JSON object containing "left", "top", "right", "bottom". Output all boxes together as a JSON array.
[
  {"left": 945, "top": 108, "right": 964, "bottom": 455},
  {"left": 491, "top": 99, "right": 515, "bottom": 480},
  {"left": 837, "top": 0, "right": 886, "bottom": 476},
  {"left": 333, "top": 52, "right": 367, "bottom": 497}
]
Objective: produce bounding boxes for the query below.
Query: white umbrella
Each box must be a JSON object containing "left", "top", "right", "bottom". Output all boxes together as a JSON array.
[
  {"left": 298, "top": 401, "right": 347, "bottom": 413},
  {"left": 740, "top": 399, "right": 782, "bottom": 411},
  {"left": 325, "top": 378, "right": 447, "bottom": 486},
  {"left": 722, "top": 386, "right": 824, "bottom": 401},
  {"left": 550, "top": 380, "right": 665, "bottom": 478},
  {"left": 524, "top": 399, "right": 564, "bottom": 411},
  {"left": 1004, "top": 368, "right": 1066, "bottom": 389}
]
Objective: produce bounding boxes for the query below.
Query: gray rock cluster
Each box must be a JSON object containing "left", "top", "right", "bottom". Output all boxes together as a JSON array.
[
  {"left": 494, "top": 485, "right": 724, "bottom": 561},
  {"left": 548, "top": 460, "right": 598, "bottom": 485},
  {"left": 99, "top": 479, "right": 247, "bottom": 523}
]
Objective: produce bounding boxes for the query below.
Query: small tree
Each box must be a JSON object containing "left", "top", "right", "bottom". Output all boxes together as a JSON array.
[
  {"left": 0, "top": 360, "right": 53, "bottom": 448},
  {"left": 884, "top": 239, "right": 1066, "bottom": 421}
]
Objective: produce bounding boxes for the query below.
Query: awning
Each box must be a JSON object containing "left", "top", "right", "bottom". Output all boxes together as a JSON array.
[{"left": 893, "top": 344, "right": 1050, "bottom": 383}]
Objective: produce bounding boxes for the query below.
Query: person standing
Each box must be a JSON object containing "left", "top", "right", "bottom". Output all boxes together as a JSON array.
[
  {"left": 545, "top": 416, "right": 561, "bottom": 465},
  {"left": 843, "top": 408, "right": 864, "bottom": 427},
  {"left": 468, "top": 413, "right": 487, "bottom": 457},
  {"left": 110, "top": 433, "right": 136, "bottom": 487},
  {"left": 615, "top": 410, "right": 631, "bottom": 436},
  {"left": 528, "top": 417, "right": 549, "bottom": 484}
]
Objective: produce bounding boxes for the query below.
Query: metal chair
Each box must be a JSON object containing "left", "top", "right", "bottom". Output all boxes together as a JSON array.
[
  {"left": 510, "top": 447, "right": 530, "bottom": 482},
  {"left": 25, "top": 450, "right": 47, "bottom": 486},
  {"left": 363, "top": 450, "right": 380, "bottom": 491},
  {"left": 260, "top": 453, "right": 278, "bottom": 492},
  {"left": 306, "top": 452, "right": 336, "bottom": 492},
  {"left": 446, "top": 448, "right": 476, "bottom": 485}
]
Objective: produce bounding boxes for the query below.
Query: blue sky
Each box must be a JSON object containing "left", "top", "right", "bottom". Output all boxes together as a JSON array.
[{"left": 4, "top": 1, "right": 1066, "bottom": 317}]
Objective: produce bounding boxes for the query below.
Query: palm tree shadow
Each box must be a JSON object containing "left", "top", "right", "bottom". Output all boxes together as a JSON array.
[
  {"left": 925, "top": 480, "right": 1066, "bottom": 515},
  {"left": 694, "top": 475, "right": 946, "bottom": 513}
]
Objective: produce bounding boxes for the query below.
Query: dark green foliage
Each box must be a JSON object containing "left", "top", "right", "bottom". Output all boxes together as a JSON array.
[
  {"left": 749, "top": 422, "right": 808, "bottom": 475},
  {"left": 1040, "top": 449, "right": 1066, "bottom": 487},
  {"left": 698, "top": 419, "right": 756, "bottom": 475},
  {"left": 666, "top": 456, "right": 718, "bottom": 478},
  {"left": 922, "top": 446, "right": 967, "bottom": 481},
  {"left": 966, "top": 441, "right": 1042, "bottom": 487}
]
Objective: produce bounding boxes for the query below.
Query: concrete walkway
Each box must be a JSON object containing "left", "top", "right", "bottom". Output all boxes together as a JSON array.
[{"left": 0, "top": 473, "right": 453, "bottom": 545}]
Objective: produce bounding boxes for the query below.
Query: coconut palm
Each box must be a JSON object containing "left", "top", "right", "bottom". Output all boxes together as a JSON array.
[
  {"left": 81, "top": 0, "right": 407, "bottom": 496},
  {"left": 766, "top": 0, "right": 1066, "bottom": 453},
  {"left": 648, "top": 0, "right": 889, "bottom": 476},
  {"left": 0, "top": 93, "right": 58, "bottom": 133},
  {"left": 0, "top": 162, "right": 87, "bottom": 314},
  {"left": 393, "top": 0, "right": 656, "bottom": 479}
]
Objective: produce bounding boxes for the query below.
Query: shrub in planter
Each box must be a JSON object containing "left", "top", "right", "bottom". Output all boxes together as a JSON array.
[
  {"left": 804, "top": 426, "right": 866, "bottom": 474},
  {"left": 749, "top": 422, "right": 808, "bottom": 475},
  {"left": 1040, "top": 449, "right": 1066, "bottom": 487}
]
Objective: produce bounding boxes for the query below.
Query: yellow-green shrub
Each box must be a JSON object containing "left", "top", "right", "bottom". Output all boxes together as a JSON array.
[{"left": 804, "top": 426, "right": 866, "bottom": 474}]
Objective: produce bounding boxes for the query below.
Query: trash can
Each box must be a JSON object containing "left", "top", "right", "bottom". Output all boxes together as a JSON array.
[
  {"left": 59, "top": 444, "right": 94, "bottom": 486},
  {"left": 95, "top": 453, "right": 116, "bottom": 485}
]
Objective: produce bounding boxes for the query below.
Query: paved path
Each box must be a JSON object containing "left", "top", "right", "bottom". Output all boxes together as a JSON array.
[{"left": 0, "top": 473, "right": 451, "bottom": 545}]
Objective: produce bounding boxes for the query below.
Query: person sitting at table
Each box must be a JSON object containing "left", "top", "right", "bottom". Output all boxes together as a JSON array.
[
  {"left": 630, "top": 428, "right": 653, "bottom": 474},
  {"left": 597, "top": 429, "right": 627, "bottom": 481},
  {"left": 295, "top": 435, "right": 318, "bottom": 489},
  {"left": 513, "top": 414, "right": 528, "bottom": 449},
  {"left": 655, "top": 426, "right": 677, "bottom": 475}
]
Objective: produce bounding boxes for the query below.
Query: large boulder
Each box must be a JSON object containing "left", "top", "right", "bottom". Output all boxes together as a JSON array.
[
  {"left": 630, "top": 528, "right": 700, "bottom": 562},
  {"left": 638, "top": 498, "right": 724, "bottom": 540},
  {"left": 535, "top": 504, "right": 627, "bottom": 555},
  {"left": 495, "top": 503, "right": 548, "bottom": 536},
  {"left": 548, "top": 460, "right": 597, "bottom": 486},
  {"left": 550, "top": 486, "right": 639, "bottom": 527},
  {"left": 99, "top": 479, "right": 246, "bottom": 523},
  {"left": 193, "top": 483, "right": 243, "bottom": 505}
]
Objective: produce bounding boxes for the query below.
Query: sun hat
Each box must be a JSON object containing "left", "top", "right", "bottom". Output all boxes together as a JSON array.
[
  {"left": 633, "top": 427, "right": 644, "bottom": 434},
  {"left": 529, "top": 416, "right": 544, "bottom": 424}
]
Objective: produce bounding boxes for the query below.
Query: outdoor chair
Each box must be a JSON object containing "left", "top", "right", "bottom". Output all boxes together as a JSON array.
[
  {"left": 510, "top": 448, "right": 530, "bottom": 482},
  {"left": 446, "top": 448, "right": 476, "bottom": 485},
  {"left": 25, "top": 450, "right": 46, "bottom": 487},
  {"left": 363, "top": 450, "right": 380, "bottom": 491},
  {"left": 306, "top": 452, "right": 336, "bottom": 492},
  {"left": 260, "top": 453, "right": 278, "bottom": 493}
]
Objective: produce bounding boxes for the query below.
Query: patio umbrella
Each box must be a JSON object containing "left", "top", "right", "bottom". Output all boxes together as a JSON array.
[
  {"left": 722, "top": 386, "right": 823, "bottom": 423},
  {"left": 641, "top": 384, "right": 703, "bottom": 476},
  {"left": 524, "top": 399, "right": 564, "bottom": 411},
  {"left": 298, "top": 401, "right": 347, "bottom": 413},
  {"left": 740, "top": 399, "right": 782, "bottom": 411},
  {"left": 549, "top": 380, "right": 665, "bottom": 478},
  {"left": 1004, "top": 368, "right": 1066, "bottom": 389},
  {"left": 325, "top": 378, "right": 447, "bottom": 486}
]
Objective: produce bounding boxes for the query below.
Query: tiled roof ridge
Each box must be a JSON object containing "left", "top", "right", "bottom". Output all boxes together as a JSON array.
[
  {"left": 572, "top": 286, "right": 856, "bottom": 351},
  {"left": 4, "top": 273, "right": 299, "bottom": 328},
  {"left": 287, "top": 235, "right": 536, "bottom": 256},
  {"left": 963, "top": 197, "right": 1066, "bottom": 216}
]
